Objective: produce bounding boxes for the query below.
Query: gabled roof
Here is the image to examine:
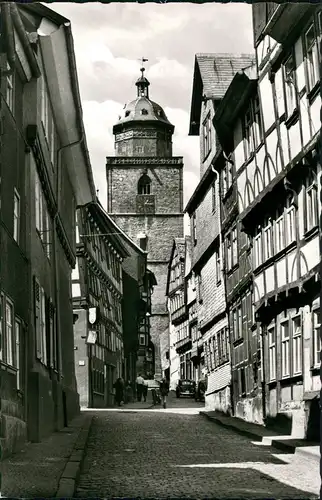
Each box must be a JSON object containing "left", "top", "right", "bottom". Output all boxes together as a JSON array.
[
  {"left": 81, "top": 201, "right": 130, "bottom": 259},
  {"left": 189, "top": 53, "right": 255, "bottom": 136},
  {"left": 96, "top": 199, "right": 147, "bottom": 256},
  {"left": 213, "top": 63, "right": 258, "bottom": 150}
]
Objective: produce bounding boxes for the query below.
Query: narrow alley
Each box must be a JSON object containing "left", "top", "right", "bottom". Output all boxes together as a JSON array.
[{"left": 75, "top": 395, "right": 319, "bottom": 499}]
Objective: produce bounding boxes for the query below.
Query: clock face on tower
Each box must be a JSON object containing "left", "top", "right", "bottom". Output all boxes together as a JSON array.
[{"left": 136, "top": 194, "right": 155, "bottom": 214}]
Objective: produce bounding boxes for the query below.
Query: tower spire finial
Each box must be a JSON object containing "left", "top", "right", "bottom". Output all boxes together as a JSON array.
[{"left": 136, "top": 57, "right": 150, "bottom": 99}]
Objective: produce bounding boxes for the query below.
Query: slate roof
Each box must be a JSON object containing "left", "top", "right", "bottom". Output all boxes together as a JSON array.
[
  {"left": 189, "top": 53, "right": 255, "bottom": 135},
  {"left": 196, "top": 53, "right": 256, "bottom": 99}
]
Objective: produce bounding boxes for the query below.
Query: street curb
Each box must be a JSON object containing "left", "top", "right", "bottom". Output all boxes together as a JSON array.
[
  {"left": 55, "top": 414, "right": 93, "bottom": 498},
  {"left": 199, "top": 411, "right": 263, "bottom": 442},
  {"left": 200, "top": 411, "right": 319, "bottom": 462}
]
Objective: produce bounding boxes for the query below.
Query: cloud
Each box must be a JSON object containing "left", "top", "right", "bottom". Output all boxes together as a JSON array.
[{"left": 51, "top": 2, "right": 254, "bottom": 226}]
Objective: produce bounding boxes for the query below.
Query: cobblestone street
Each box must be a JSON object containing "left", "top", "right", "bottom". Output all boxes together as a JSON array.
[{"left": 76, "top": 396, "right": 320, "bottom": 499}]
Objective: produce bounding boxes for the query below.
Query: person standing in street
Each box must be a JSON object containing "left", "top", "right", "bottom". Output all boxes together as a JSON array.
[
  {"left": 159, "top": 377, "right": 169, "bottom": 409},
  {"left": 142, "top": 378, "right": 149, "bottom": 403},
  {"left": 113, "top": 377, "right": 124, "bottom": 407},
  {"left": 136, "top": 373, "right": 145, "bottom": 402}
]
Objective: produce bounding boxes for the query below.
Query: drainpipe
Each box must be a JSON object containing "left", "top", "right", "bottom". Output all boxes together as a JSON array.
[{"left": 54, "top": 134, "right": 84, "bottom": 385}]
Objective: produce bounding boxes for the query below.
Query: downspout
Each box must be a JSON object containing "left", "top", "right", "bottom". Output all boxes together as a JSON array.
[{"left": 54, "top": 134, "right": 84, "bottom": 385}]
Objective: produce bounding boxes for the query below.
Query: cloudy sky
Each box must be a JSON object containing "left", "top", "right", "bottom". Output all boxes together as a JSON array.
[{"left": 52, "top": 2, "right": 254, "bottom": 219}]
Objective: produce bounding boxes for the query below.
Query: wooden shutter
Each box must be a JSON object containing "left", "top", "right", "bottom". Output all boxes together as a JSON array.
[
  {"left": 40, "top": 287, "right": 47, "bottom": 365},
  {"left": 34, "top": 276, "right": 41, "bottom": 359}
]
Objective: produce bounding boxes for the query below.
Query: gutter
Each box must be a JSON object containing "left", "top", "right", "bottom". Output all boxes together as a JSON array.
[
  {"left": 10, "top": 3, "right": 41, "bottom": 78},
  {"left": 1, "top": 3, "right": 15, "bottom": 69},
  {"left": 63, "top": 22, "right": 96, "bottom": 201}
]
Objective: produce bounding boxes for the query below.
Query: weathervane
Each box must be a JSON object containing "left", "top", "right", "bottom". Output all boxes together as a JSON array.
[{"left": 138, "top": 57, "right": 148, "bottom": 77}]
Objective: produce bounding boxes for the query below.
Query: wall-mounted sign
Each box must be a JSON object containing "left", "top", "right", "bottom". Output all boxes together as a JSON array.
[
  {"left": 87, "top": 330, "right": 97, "bottom": 344},
  {"left": 78, "top": 360, "right": 85, "bottom": 366},
  {"left": 88, "top": 307, "right": 97, "bottom": 325}
]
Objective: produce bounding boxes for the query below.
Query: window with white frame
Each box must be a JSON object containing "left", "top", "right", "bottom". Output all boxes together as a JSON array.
[
  {"left": 253, "top": 95, "right": 263, "bottom": 148},
  {"left": 5, "top": 300, "right": 14, "bottom": 366},
  {"left": 263, "top": 222, "right": 273, "bottom": 261},
  {"left": 268, "top": 325, "right": 276, "bottom": 381},
  {"left": 304, "top": 23, "right": 320, "bottom": 92},
  {"left": 312, "top": 308, "right": 320, "bottom": 367},
  {"left": 253, "top": 232, "right": 262, "bottom": 269},
  {"left": 13, "top": 189, "right": 20, "bottom": 243},
  {"left": 292, "top": 314, "right": 302, "bottom": 375},
  {"left": 222, "top": 157, "right": 234, "bottom": 196},
  {"left": 15, "top": 320, "right": 21, "bottom": 390},
  {"left": 209, "top": 338, "right": 214, "bottom": 370},
  {"left": 237, "top": 304, "right": 243, "bottom": 340},
  {"left": 304, "top": 172, "right": 318, "bottom": 232},
  {"left": 281, "top": 319, "right": 290, "bottom": 377},
  {"left": 139, "top": 334, "right": 145, "bottom": 346},
  {"left": 275, "top": 213, "right": 285, "bottom": 254},
  {"left": 283, "top": 53, "right": 297, "bottom": 118},
  {"left": 285, "top": 205, "right": 296, "bottom": 245},
  {"left": 34, "top": 277, "right": 48, "bottom": 364},
  {"left": 226, "top": 233, "right": 232, "bottom": 270},
  {"left": 35, "top": 170, "right": 51, "bottom": 259},
  {"left": 232, "top": 228, "right": 238, "bottom": 267},
  {"left": 6, "top": 62, "right": 14, "bottom": 112},
  {"left": 243, "top": 106, "right": 254, "bottom": 160},
  {"left": 203, "top": 113, "right": 212, "bottom": 159}
]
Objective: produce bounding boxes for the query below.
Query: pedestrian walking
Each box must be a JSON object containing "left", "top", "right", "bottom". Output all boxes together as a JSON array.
[
  {"left": 136, "top": 373, "right": 145, "bottom": 402},
  {"left": 142, "top": 378, "right": 149, "bottom": 403},
  {"left": 125, "top": 380, "right": 133, "bottom": 403},
  {"left": 159, "top": 377, "right": 169, "bottom": 409},
  {"left": 113, "top": 377, "right": 124, "bottom": 407}
]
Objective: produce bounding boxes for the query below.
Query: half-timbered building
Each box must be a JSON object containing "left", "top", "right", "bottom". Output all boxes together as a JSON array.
[
  {"left": 212, "top": 3, "right": 321, "bottom": 437},
  {"left": 213, "top": 62, "right": 263, "bottom": 423},
  {"left": 73, "top": 202, "right": 129, "bottom": 408},
  {"left": 166, "top": 238, "right": 189, "bottom": 389},
  {"left": 247, "top": 2, "right": 321, "bottom": 439},
  {"left": 186, "top": 54, "right": 254, "bottom": 412}
]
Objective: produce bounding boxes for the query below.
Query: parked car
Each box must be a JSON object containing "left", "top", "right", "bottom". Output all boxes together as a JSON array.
[
  {"left": 195, "top": 379, "right": 207, "bottom": 402},
  {"left": 176, "top": 379, "right": 196, "bottom": 398}
]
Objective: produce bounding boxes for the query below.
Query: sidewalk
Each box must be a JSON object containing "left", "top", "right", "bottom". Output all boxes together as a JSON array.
[
  {"left": 200, "top": 410, "right": 320, "bottom": 462},
  {"left": 0, "top": 412, "right": 92, "bottom": 498}
]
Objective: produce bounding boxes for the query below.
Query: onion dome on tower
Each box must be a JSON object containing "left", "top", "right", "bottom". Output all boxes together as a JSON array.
[{"left": 113, "top": 64, "right": 174, "bottom": 158}]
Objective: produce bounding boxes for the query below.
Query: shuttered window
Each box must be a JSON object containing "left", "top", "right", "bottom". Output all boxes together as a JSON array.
[{"left": 34, "top": 277, "right": 48, "bottom": 365}]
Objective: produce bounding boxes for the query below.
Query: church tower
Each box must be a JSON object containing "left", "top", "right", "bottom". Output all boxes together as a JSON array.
[{"left": 106, "top": 64, "right": 184, "bottom": 378}]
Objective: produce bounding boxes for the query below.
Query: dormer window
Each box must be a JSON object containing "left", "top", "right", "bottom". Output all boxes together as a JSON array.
[{"left": 141, "top": 109, "right": 148, "bottom": 115}]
